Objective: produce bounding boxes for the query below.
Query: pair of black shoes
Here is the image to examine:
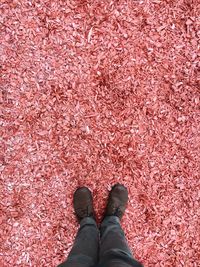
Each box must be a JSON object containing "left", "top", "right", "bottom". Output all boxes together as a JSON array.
[{"left": 73, "top": 184, "right": 128, "bottom": 222}]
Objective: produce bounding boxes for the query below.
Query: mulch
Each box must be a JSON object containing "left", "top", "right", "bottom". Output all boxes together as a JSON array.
[{"left": 0, "top": 0, "right": 199, "bottom": 266}]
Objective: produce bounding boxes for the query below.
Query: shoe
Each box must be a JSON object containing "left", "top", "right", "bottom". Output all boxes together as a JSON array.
[
  {"left": 73, "top": 187, "right": 95, "bottom": 222},
  {"left": 104, "top": 183, "right": 128, "bottom": 220}
]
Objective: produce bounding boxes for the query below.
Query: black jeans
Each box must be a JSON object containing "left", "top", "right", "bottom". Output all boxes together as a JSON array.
[{"left": 58, "top": 216, "right": 143, "bottom": 267}]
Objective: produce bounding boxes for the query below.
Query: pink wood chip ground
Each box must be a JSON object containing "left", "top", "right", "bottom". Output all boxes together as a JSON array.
[{"left": 0, "top": 1, "right": 199, "bottom": 266}]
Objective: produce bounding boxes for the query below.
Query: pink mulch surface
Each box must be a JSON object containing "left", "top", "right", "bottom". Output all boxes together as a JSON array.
[{"left": 0, "top": 0, "right": 200, "bottom": 266}]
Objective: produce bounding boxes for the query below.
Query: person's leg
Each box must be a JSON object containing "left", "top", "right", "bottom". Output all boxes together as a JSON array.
[
  {"left": 58, "top": 187, "right": 99, "bottom": 267},
  {"left": 58, "top": 217, "right": 99, "bottom": 267},
  {"left": 98, "top": 184, "right": 143, "bottom": 267},
  {"left": 99, "top": 215, "right": 142, "bottom": 267}
]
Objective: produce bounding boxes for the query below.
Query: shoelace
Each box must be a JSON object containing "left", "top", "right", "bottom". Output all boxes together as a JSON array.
[
  {"left": 110, "top": 205, "right": 123, "bottom": 217},
  {"left": 76, "top": 206, "right": 92, "bottom": 217}
]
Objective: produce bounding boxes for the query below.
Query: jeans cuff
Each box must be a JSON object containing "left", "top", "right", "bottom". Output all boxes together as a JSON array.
[
  {"left": 80, "top": 216, "right": 97, "bottom": 227},
  {"left": 101, "top": 215, "right": 120, "bottom": 225}
]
